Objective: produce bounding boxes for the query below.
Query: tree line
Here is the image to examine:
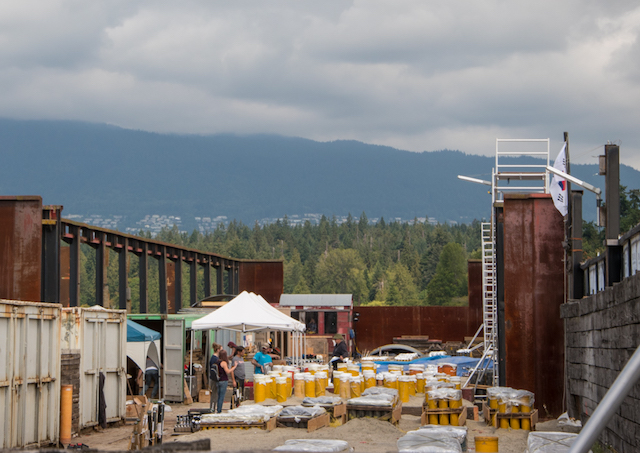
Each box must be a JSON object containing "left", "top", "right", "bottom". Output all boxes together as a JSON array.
[{"left": 77, "top": 186, "right": 639, "bottom": 311}]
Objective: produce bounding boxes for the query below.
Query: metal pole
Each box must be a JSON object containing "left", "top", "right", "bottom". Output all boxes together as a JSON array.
[{"left": 569, "top": 344, "right": 640, "bottom": 453}]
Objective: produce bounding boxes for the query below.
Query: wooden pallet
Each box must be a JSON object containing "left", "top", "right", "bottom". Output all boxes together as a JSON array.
[
  {"left": 482, "top": 402, "right": 538, "bottom": 429},
  {"left": 346, "top": 402, "right": 402, "bottom": 424},
  {"left": 420, "top": 406, "right": 467, "bottom": 426},
  {"left": 277, "top": 412, "right": 330, "bottom": 432},
  {"left": 200, "top": 416, "right": 277, "bottom": 431},
  {"left": 302, "top": 402, "right": 347, "bottom": 425}
]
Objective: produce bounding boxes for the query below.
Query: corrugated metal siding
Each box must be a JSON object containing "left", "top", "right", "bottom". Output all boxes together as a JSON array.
[
  {"left": 0, "top": 299, "right": 61, "bottom": 448},
  {"left": 61, "top": 307, "right": 127, "bottom": 428}
]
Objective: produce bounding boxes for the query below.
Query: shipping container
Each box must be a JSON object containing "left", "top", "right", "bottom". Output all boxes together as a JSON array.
[
  {"left": 0, "top": 299, "right": 62, "bottom": 448},
  {"left": 61, "top": 307, "right": 127, "bottom": 429},
  {"left": 128, "top": 312, "right": 243, "bottom": 401},
  {"left": 127, "top": 314, "right": 187, "bottom": 402}
]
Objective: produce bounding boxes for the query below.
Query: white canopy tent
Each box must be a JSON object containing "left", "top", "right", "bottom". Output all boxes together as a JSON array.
[
  {"left": 126, "top": 319, "right": 162, "bottom": 375},
  {"left": 191, "top": 291, "right": 306, "bottom": 367}
]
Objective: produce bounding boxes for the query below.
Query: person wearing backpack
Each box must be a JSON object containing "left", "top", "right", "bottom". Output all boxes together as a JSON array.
[{"left": 208, "top": 343, "right": 222, "bottom": 412}]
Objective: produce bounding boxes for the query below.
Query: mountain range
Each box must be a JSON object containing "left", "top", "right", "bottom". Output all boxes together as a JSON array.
[{"left": 1, "top": 118, "right": 637, "bottom": 231}]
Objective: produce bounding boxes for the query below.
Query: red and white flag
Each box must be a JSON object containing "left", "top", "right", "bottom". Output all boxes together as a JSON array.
[{"left": 550, "top": 142, "right": 568, "bottom": 216}]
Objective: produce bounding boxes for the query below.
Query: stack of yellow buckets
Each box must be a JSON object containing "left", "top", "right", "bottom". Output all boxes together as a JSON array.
[
  {"left": 486, "top": 387, "right": 535, "bottom": 430},
  {"left": 254, "top": 365, "right": 300, "bottom": 403},
  {"left": 252, "top": 358, "right": 470, "bottom": 420}
]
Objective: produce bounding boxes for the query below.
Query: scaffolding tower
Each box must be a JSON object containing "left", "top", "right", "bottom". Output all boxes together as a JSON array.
[{"left": 460, "top": 139, "right": 551, "bottom": 393}]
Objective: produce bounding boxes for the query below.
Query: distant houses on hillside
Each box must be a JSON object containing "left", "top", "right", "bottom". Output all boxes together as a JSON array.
[{"left": 64, "top": 212, "right": 441, "bottom": 237}]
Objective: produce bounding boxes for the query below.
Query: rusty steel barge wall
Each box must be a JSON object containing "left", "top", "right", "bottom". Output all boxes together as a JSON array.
[
  {"left": 561, "top": 272, "right": 640, "bottom": 453},
  {"left": 0, "top": 196, "right": 42, "bottom": 301},
  {"left": 239, "top": 261, "right": 283, "bottom": 305},
  {"left": 501, "top": 194, "right": 565, "bottom": 418},
  {"left": 356, "top": 260, "right": 483, "bottom": 351}
]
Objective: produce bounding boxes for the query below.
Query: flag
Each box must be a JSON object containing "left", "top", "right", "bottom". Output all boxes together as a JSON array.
[{"left": 550, "top": 142, "right": 568, "bottom": 216}]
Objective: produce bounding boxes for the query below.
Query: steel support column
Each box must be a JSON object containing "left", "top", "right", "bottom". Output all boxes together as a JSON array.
[
  {"left": 604, "top": 144, "right": 621, "bottom": 286},
  {"left": 217, "top": 261, "right": 224, "bottom": 295},
  {"left": 189, "top": 256, "right": 197, "bottom": 307},
  {"left": 95, "top": 232, "right": 107, "bottom": 307},
  {"left": 204, "top": 258, "right": 211, "bottom": 298},
  {"left": 41, "top": 206, "right": 62, "bottom": 303},
  {"left": 230, "top": 261, "right": 238, "bottom": 294},
  {"left": 158, "top": 245, "right": 168, "bottom": 314},
  {"left": 139, "top": 242, "right": 148, "bottom": 313},
  {"left": 174, "top": 250, "right": 183, "bottom": 313},
  {"left": 570, "top": 191, "right": 583, "bottom": 300},
  {"left": 68, "top": 225, "right": 80, "bottom": 307},
  {"left": 118, "top": 237, "right": 128, "bottom": 310}
]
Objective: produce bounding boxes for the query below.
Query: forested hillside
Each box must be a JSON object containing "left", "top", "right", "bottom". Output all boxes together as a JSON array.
[
  {"left": 83, "top": 185, "right": 640, "bottom": 312},
  {"left": 82, "top": 214, "right": 480, "bottom": 311},
  {"left": 3, "top": 119, "right": 638, "bottom": 227}
]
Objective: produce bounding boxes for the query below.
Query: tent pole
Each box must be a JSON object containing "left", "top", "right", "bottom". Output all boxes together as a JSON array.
[{"left": 190, "top": 329, "right": 193, "bottom": 376}]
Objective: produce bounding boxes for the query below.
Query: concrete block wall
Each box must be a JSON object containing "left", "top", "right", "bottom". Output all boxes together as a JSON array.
[{"left": 560, "top": 271, "right": 640, "bottom": 452}]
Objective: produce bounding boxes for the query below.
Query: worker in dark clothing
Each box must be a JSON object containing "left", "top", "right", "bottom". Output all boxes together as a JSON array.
[
  {"left": 330, "top": 333, "right": 349, "bottom": 370},
  {"left": 144, "top": 357, "right": 160, "bottom": 399}
]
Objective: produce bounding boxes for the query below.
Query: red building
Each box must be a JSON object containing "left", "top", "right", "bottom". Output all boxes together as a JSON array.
[{"left": 278, "top": 294, "right": 353, "bottom": 337}]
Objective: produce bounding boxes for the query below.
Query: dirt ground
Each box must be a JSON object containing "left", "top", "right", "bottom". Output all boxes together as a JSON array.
[{"left": 73, "top": 395, "right": 576, "bottom": 452}]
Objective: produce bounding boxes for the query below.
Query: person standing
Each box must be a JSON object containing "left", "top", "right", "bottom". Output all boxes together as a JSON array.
[
  {"left": 231, "top": 347, "right": 246, "bottom": 396},
  {"left": 330, "top": 333, "right": 349, "bottom": 370},
  {"left": 209, "top": 343, "right": 222, "bottom": 412},
  {"left": 215, "top": 350, "right": 237, "bottom": 413},
  {"left": 251, "top": 344, "right": 273, "bottom": 374},
  {"left": 144, "top": 356, "right": 160, "bottom": 399}
]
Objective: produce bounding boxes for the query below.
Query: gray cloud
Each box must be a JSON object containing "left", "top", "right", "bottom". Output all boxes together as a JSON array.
[{"left": 1, "top": 0, "right": 640, "bottom": 170}]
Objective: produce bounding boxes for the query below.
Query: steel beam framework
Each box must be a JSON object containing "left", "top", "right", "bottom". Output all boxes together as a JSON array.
[{"left": 51, "top": 218, "right": 241, "bottom": 313}]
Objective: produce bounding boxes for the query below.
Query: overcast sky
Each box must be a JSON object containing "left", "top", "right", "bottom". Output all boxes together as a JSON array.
[{"left": 3, "top": 1, "right": 640, "bottom": 170}]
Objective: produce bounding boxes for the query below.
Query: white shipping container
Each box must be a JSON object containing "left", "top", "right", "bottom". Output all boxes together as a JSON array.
[
  {"left": 61, "top": 307, "right": 127, "bottom": 429},
  {"left": 0, "top": 299, "right": 62, "bottom": 448}
]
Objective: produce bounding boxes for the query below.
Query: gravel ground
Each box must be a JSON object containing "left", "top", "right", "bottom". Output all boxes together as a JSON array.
[{"left": 72, "top": 395, "right": 578, "bottom": 452}]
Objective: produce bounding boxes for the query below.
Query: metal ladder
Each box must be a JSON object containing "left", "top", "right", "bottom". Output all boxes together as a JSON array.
[
  {"left": 462, "top": 221, "right": 498, "bottom": 391},
  {"left": 481, "top": 221, "right": 498, "bottom": 387}
]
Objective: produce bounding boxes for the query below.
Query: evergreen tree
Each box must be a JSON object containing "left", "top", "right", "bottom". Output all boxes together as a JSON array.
[{"left": 426, "top": 242, "right": 467, "bottom": 306}]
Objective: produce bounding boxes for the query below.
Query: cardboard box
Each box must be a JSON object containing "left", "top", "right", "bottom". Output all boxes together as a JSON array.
[
  {"left": 126, "top": 395, "right": 148, "bottom": 419},
  {"left": 199, "top": 389, "right": 211, "bottom": 403}
]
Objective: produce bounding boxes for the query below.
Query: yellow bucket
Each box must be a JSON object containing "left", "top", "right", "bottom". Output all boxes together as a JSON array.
[
  {"left": 305, "top": 376, "right": 315, "bottom": 398},
  {"left": 276, "top": 377, "right": 287, "bottom": 403},
  {"left": 254, "top": 376, "right": 267, "bottom": 403},
  {"left": 475, "top": 436, "right": 498, "bottom": 453}
]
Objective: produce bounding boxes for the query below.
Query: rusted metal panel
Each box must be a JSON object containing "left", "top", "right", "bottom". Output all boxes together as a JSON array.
[
  {"left": 467, "top": 259, "right": 483, "bottom": 330},
  {"left": 238, "top": 261, "right": 283, "bottom": 305},
  {"left": 355, "top": 305, "right": 482, "bottom": 353},
  {"left": 502, "top": 194, "right": 565, "bottom": 417},
  {"left": 355, "top": 260, "right": 483, "bottom": 353},
  {"left": 61, "top": 307, "right": 127, "bottom": 429},
  {"left": 0, "top": 197, "right": 42, "bottom": 301},
  {"left": 0, "top": 299, "right": 62, "bottom": 448}
]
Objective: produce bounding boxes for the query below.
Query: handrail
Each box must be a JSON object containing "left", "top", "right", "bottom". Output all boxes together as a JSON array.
[{"left": 569, "top": 344, "right": 640, "bottom": 453}]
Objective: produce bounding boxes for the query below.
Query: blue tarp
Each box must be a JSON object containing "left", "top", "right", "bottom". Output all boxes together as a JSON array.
[
  {"left": 127, "top": 319, "right": 161, "bottom": 342},
  {"left": 372, "top": 355, "right": 493, "bottom": 376}
]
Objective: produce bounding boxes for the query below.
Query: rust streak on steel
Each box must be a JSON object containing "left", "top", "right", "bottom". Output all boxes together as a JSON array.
[
  {"left": 0, "top": 196, "right": 43, "bottom": 302},
  {"left": 502, "top": 194, "right": 565, "bottom": 418}
]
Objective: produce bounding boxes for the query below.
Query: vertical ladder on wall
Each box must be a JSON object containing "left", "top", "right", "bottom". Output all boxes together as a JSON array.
[
  {"left": 481, "top": 221, "right": 499, "bottom": 387},
  {"left": 461, "top": 221, "right": 498, "bottom": 393}
]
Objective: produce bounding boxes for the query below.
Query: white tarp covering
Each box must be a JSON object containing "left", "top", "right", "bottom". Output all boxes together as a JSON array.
[{"left": 191, "top": 291, "right": 305, "bottom": 333}]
